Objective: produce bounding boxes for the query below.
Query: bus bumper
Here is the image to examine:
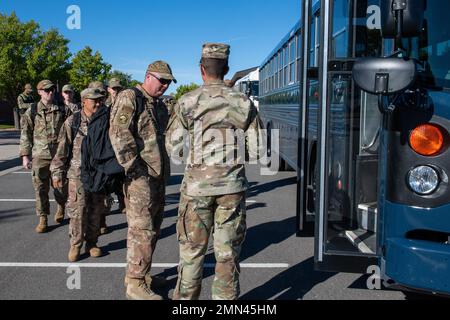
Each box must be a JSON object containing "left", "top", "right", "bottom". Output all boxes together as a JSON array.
[{"left": 385, "top": 238, "right": 450, "bottom": 295}]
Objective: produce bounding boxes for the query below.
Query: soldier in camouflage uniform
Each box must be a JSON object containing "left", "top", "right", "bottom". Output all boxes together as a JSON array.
[
  {"left": 109, "top": 61, "right": 176, "bottom": 300},
  {"left": 88, "top": 80, "right": 114, "bottom": 234},
  {"left": 106, "top": 78, "right": 127, "bottom": 214},
  {"left": 166, "top": 43, "right": 262, "bottom": 300},
  {"left": 17, "top": 84, "right": 35, "bottom": 127},
  {"left": 51, "top": 88, "right": 107, "bottom": 262},
  {"left": 61, "top": 84, "right": 81, "bottom": 116},
  {"left": 106, "top": 78, "right": 123, "bottom": 108},
  {"left": 20, "top": 80, "right": 68, "bottom": 233}
]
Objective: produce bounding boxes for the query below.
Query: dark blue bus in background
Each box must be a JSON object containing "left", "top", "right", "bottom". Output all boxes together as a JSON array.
[{"left": 260, "top": 0, "right": 450, "bottom": 296}]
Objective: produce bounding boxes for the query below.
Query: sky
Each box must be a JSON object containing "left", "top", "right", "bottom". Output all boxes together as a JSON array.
[{"left": 0, "top": 0, "right": 301, "bottom": 94}]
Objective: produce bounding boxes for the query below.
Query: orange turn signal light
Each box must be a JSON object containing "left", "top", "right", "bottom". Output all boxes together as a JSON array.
[{"left": 409, "top": 124, "right": 444, "bottom": 156}]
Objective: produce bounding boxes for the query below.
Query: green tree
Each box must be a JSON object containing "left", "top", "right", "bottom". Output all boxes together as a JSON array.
[
  {"left": 108, "top": 70, "right": 132, "bottom": 87},
  {"left": 108, "top": 70, "right": 142, "bottom": 88},
  {"left": 0, "top": 12, "right": 72, "bottom": 108},
  {"left": 174, "top": 83, "right": 200, "bottom": 101},
  {"left": 68, "top": 46, "right": 111, "bottom": 92},
  {"left": 26, "top": 29, "right": 71, "bottom": 89},
  {"left": 129, "top": 79, "right": 142, "bottom": 87},
  {"left": 0, "top": 12, "right": 39, "bottom": 107}
]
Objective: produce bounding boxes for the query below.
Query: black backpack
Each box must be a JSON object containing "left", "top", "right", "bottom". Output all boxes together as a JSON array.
[{"left": 80, "top": 88, "right": 150, "bottom": 194}]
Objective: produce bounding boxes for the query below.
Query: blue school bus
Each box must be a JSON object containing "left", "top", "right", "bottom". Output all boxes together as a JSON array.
[{"left": 260, "top": 0, "right": 450, "bottom": 296}]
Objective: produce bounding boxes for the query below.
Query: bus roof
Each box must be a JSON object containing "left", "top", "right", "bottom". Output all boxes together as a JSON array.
[
  {"left": 259, "top": 0, "right": 320, "bottom": 69},
  {"left": 260, "top": 20, "right": 301, "bottom": 69}
]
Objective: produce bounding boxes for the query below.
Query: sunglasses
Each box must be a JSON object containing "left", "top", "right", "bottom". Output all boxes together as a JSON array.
[
  {"left": 150, "top": 73, "right": 172, "bottom": 86},
  {"left": 42, "top": 88, "right": 55, "bottom": 93}
]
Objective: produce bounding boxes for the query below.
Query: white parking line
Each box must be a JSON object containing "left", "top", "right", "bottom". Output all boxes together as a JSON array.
[
  {"left": 0, "top": 199, "right": 55, "bottom": 202},
  {"left": 0, "top": 166, "right": 24, "bottom": 178},
  {"left": 0, "top": 262, "right": 289, "bottom": 269},
  {"left": 0, "top": 199, "right": 258, "bottom": 204}
]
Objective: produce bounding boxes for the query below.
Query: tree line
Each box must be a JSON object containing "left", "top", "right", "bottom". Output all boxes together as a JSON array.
[{"left": 0, "top": 12, "right": 141, "bottom": 108}]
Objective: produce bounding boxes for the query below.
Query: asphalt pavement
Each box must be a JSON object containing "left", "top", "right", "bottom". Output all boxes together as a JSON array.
[{"left": 0, "top": 150, "right": 408, "bottom": 300}]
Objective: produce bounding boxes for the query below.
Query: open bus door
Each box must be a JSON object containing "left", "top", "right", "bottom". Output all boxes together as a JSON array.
[
  {"left": 297, "top": 0, "right": 320, "bottom": 234},
  {"left": 309, "top": 0, "right": 384, "bottom": 273}
]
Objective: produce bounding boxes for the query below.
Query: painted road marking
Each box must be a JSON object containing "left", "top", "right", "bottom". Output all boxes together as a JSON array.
[
  {"left": 0, "top": 262, "right": 289, "bottom": 269},
  {"left": 0, "top": 199, "right": 259, "bottom": 204}
]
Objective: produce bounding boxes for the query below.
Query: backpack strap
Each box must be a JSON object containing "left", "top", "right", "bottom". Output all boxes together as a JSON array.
[
  {"left": 68, "top": 111, "right": 82, "bottom": 163},
  {"left": 130, "top": 87, "right": 146, "bottom": 120}
]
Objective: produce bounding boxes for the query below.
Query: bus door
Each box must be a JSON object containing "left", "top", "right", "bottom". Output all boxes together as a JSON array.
[
  {"left": 297, "top": 0, "right": 321, "bottom": 233},
  {"left": 313, "top": 0, "right": 382, "bottom": 273}
]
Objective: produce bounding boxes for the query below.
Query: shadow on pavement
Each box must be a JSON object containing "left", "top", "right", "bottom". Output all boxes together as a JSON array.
[
  {"left": 0, "top": 158, "right": 21, "bottom": 171},
  {"left": 240, "top": 257, "right": 336, "bottom": 300},
  {"left": 247, "top": 177, "right": 296, "bottom": 198}
]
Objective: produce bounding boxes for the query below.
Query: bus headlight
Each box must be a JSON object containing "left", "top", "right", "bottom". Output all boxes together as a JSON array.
[{"left": 408, "top": 166, "right": 440, "bottom": 195}]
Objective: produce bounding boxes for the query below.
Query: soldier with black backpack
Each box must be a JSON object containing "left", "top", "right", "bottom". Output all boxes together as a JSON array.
[
  {"left": 51, "top": 88, "right": 108, "bottom": 262},
  {"left": 20, "top": 80, "right": 68, "bottom": 234}
]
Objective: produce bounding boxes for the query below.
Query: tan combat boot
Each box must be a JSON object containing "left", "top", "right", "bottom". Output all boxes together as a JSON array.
[
  {"left": 124, "top": 274, "right": 167, "bottom": 289},
  {"left": 85, "top": 244, "right": 103, "bottom": 258},
  {"left": 54, "top": 206, "right": 65, "bottom": 224},
  {"left": 35, "top": 216, "right": 48, "bottom": 233},
  {"left": 68, "top": 246, "right": 81, "bottom": 262},
  {"left": 126, "top": 278, "right": 163, "bottom": 300}
]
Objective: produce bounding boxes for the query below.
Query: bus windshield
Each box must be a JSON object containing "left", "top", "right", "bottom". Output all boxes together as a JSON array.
[{"left": 405, "top": 1, "right": 450, "bottom": 89}]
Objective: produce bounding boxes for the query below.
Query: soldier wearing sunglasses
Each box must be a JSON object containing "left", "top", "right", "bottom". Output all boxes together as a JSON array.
[{"left": 19, "top": 80, "right": 69, "bottom": 234}]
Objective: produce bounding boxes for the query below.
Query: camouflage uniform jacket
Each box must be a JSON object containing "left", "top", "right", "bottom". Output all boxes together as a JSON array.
[
  {"left": 166, "top": 80, "right": 262, "bottom": 197},
  {"left": 50, "top": 110, "right": 90, "bottom": 181},
  {"left": 19, "top": 101, "right": 67, "bottom": 160},
  {"left": 109, "top": 85, "right": 170, "bottom": 180},
  {"left": 17, "top": 93, "right": 34, "bottom": 113},
  {"left": 65, "top": 102, "right": 81, "bottom": 117}
]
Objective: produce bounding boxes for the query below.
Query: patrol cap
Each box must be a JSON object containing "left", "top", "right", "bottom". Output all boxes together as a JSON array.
[
  {"left": 81, "top": 88, "right": 105, "bottom": 100},
  {"left": 88, "top": 81, "right": 107, "bottom": 95},
  {"left": 202, "top": 43, "right": 230, "bottom": 60},
  {"left": 108, "top": 78, "right": 123, "bottom": 89},
  {"left": 147, "top": 61, "right": 177, "bottom": 84},
  {"left": 62, "top": 84, "right": 74, "bottom": 93},
  {"left": 37, "top": 80, "right": 56, "bottom": 91}
]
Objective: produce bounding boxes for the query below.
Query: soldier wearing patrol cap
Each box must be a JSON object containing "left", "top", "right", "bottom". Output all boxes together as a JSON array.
[
  {"left": 51, "top": 88, "right": 108, "bottom": 262},
  {"left": 20, "top": 80, "right": 69, "bottom": 233},
  {"left": 166, "top": 43, "right": 262, "bottom": 300},
  {"left": 61, "top": 84, "right": 81, "bottom": 116},
  {"left": 106, "top": 78, "right": 123, "bottom": 108},
  {"left": 17, "top": 83, "right": 35, "bottom": 117},
  {"left": 89, "top": 81, "right": 107, "bottom": 97},
  {"left": 109, "top": 60, "right": 176, "bottom": 300},
  {"left": 88, "top": 80, "right": 114, "bottom": 234},
  {"left": 104, "top": 77, "right": 127, "bottom": 220}
]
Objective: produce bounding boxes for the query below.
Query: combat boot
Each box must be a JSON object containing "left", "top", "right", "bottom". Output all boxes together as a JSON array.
[
  {"left": 124, "top": 274, "right": 168, "bottom": 289},
  {"left": 54, "top": 205, "right": 65, "bottom": 224},
  {"left": 126, "top": 278, "right": 163, "bottom": 300},
  {"left": 85, "top": 244, "right": 103, "bottom": 258},
  {"left": 68, "top": 246, "right": 81, "bottom": 262},
  {"left": 35, "top": 216, "right": 48, "bottom": 233}
]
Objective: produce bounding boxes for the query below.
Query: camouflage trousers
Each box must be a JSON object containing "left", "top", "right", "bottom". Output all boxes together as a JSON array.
[
  {"left": 124, "top": 171, "right": 165, "bottom": 279},
  {"left": 32, "top": 158, "right": 67, "bottom": 216},
  {"left": 173, "top": 192, "right": 247, "bottom": 300},
  {"left": 67, "top": 178, "right": 106, "bottom": 248}
]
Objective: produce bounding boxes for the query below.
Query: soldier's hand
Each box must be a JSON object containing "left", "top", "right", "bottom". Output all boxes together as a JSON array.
[
  {"left": 52, "top": 178, "right": 63, "bottom": 189},
  {"left": 22, "top": 156, "right": 31, "bottom": 170}
]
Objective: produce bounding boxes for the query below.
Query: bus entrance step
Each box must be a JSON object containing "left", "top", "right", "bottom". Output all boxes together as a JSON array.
[
  {"left": 357, "top": 202, "right": 377, "bottom": 233},
  {"left": 345, "top": 229, "right": 376, "bottom": 254}
]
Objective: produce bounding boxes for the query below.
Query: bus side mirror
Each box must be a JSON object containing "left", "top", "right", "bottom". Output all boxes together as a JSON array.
[
  {"left": 381, "top": 0, "right": 425, "bottom": 38},
  {"left": 353, "top": 57, "right": 417, "bottom": 95}
]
